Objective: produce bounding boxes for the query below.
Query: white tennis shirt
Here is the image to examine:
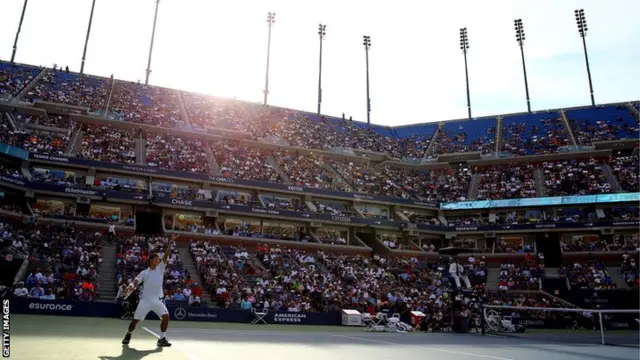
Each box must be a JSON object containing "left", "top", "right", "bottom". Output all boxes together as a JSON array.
[{"left": 136, "top": 261, "right": 166, "bottom": 300}]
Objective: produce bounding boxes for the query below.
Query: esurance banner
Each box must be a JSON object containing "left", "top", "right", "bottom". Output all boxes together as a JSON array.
[
  {"left": 10, "top": 299, "right": 122, "bottom": 318},
  {"left": 27, "top": 153, "right": 437, "bottom": 208}
]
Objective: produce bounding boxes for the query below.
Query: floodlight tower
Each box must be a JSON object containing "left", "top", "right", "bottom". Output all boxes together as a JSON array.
[
  {"left": 363, "top": 35, "right": 371, "bottom": 124},
  {"left": 10, "top": 0, "right": 29, "bottom": 63},
  {"left": 80, "top": 0, "right": 97, "bottom": 74},
  {"left": 145, "top": 0, "right": 161, "bottom": 85},
  {"left": 575, "top": 9, "right": 595, "bottom": 106},
  {"left": 263, "top": 12, "right": 276, "bottom": 105},
  {"left": 514, "top": 19, "right": 531, "bottom": 113},
  {"left": 317, "top": 24, "right": 326, "bottom": 115},
  {"left": 460, "top": 28, "right": 471, "bottom": 119}
]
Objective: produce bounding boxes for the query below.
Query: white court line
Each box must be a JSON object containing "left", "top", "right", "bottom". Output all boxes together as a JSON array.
[
  {"left": 332, "top": 334, "right": 517, "bottom": 360},
  {"left": 143, "top": 326, "right": 200, "bottom": 360}
]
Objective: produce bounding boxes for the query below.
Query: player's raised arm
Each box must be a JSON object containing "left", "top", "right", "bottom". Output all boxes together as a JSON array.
[{"left": 162, "top": 237, "right": 173, "bottom": 264}]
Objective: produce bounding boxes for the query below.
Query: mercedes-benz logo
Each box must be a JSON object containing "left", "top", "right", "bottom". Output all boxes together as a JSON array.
[{"left": 174, "top": 307, "right": 187, "bottom": 320}]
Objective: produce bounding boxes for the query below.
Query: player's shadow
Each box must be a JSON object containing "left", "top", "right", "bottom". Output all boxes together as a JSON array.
[{"left": 98, "top": 344, "right": 163, "bottom": 360}]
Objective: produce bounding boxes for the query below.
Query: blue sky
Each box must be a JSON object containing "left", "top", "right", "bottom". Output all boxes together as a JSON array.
[{"left": 0, "top": 0, "right": 638, "bottom": 126}]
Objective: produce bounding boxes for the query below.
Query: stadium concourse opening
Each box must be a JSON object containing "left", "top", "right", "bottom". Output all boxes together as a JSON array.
[{"left": 135, "top": 210, "right": 163, "bottom": 235}]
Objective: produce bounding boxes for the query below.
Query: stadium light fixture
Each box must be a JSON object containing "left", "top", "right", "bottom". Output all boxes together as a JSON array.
[
  {"left": 263, "top": 12, "right": 276, "bottom": 105},
  {"left": 575, "top": 9, "right": 595, "bottom": 106},
  {"left": 145, "top": 0, "right": 161, "bottom": 85},
  {"left": 459, "top": 28, "right": 471, "bottom": 119},
  {"left": 514, "top": 19, "right": 531, "bottom": 113},
  {"left": 317, "top": 24, "right": 326, "bottom": 115},
  {"left": 363, "top": 35, "right": 372, "bottom": 124},
  {"left": 10, "top": 0, "right": 29, "bottom": 64},
  {"left": 80, "top": 0, "right": 97, "bottom": 75}
]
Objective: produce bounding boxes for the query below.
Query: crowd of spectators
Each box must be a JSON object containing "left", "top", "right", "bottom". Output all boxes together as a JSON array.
[
  {"left": 11, "top": 113, "right": 75, "bottom": 130},
  {"left": 476, "top": 164, "right": 537, "bottom": 200},
  {"left": 25, "top": 69, "right": 110, "bottom": 112},
  {"left": 190, "top": 240, "right": 244, "bottom": 307},
  {"left": 493, "top": 238, "right": 533, "bottom": 253},
  {"left": 245, "top": 244, "right": 324, "bottom": 312},
  {"left": 430, "top": 126, "right": 495, "bottom": 155},
  {"left": 0, "top": 62, "right": 40, "bottom": 100},
  {"left": 108, "top": 82, "right": 184, "bottom": 128},
  {"left": 559, "top": 261, "right": 616, "bottom": 290},
  {"left": 498, "top": 262, "right": 543, "bottom": 290},
  {"left": 7, "top": 221, "right": 102, "bottom": 301},
  {"left": 146, "top": 132, "right": 210, "bottom": 173},
  {"left": 315, "top": 229, "right": 347, "bottom": 245},
  {"left": 608, "top": 234, "right": 639, "bottom": 252},
  {"left": 7, "top": 129, "right": 69, "bottom": 156},
  {"left": 214, "top": 141, "right": 280, "bottom": 182},
  {"left": 275, "top": 151, "right": 343, "bottom": 190},
  {"left": 561, "top": 235, "right": 607, "bottom": 252},
  {"left": 620, "top": 252, "right": 639, "bottom": 288},
  {"left": 78, "top": 125, "right": 138, "bottom": 164},
  {"left": 543, "top": 158, "right": 612, "bottom": 196},
  {"left": 610, "top": 153, "right": 639, "bottom": 192},
  {"left": 502, "top": 117, "right": 569, "bottom": 156},
  {"left": 569, "top": 105, "right": 639, "bottom": 144}
]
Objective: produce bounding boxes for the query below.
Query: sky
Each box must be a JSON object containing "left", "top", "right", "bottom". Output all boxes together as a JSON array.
[{"left": 0, "top": 0, "right": 639, "bottom": 126}]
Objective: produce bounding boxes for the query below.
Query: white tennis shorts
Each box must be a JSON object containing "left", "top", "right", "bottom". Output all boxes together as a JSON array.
[{"left": 133, "top": 298, "right": 169, "bottom": 320}]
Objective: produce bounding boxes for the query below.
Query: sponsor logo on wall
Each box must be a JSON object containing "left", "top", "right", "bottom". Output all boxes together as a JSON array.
[
  {"left": 273, "top": 313, "right": 307, "bottom": 323},
  {"left": 28, "top": 302, "right": 74, "bottom": 311}
]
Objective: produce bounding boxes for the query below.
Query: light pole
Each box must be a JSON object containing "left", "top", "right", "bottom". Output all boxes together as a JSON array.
[
  {"left": 263, "top": 12, "right": 276, "bottom": 105},
  {"left": 80, "top": 0, "right": 97, "bottom": 75},
  {"left": 145, "top": 0, "right": 161, "bottom": 85},
  {"left": 363, "top": 35, "right": 371, "bottom": 124},
  {"left": 575, "top": 9, "right": 595, "bottom": 106},
  {"left": 514, "top": 19, "right": 531, "bottom": 113},
  {"left": 10, "top": 0, "right": 29, "bottom": 63},
  {"left": 460, "top": 28, "right": 471, "bottom": 119},
  {"left": 317, "top": 24, "right": 326, "bottom": 115}
]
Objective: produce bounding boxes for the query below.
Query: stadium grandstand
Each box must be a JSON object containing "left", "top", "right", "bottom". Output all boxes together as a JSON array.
[{"left": 0, "top": 2, "right": 638, "bottom": 360}]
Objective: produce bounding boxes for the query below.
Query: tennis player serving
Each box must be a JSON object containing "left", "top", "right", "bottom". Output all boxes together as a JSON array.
[{"left": 122, "top": 237, "right": 173, "bottom": 347}]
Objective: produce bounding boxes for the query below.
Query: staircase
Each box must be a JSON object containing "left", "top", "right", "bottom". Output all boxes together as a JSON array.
[
  {"left": 96, "top": 241, "right": 119, "bottom": 303},
  {"left": 135, "top": 138, "right": 146, "bottom": 165},
  {"left": 176, "top": 91, "right": 191, "bottom": 129},
  {"left": 267, "top": 152, "right": 292, "bottom": 184},
  {"left": 485, "top": 267, "right": 500, "bottom": 290},
  {"left": 206, "top": 147, "right": 220, "bottom": 174},
  {"left": 467, "top": 173, "right": 481, "bottom": 200},
  {"left": 66, "top": 129, "right": 84, "bottom": 156},
  {"left": 533, "top": 167, "right": 547, "bottom": 197},
  {"left": 322, "top": 163, "right": 355, "bottom": 191},
  {"left": 625, "top": 102, "right": 640, "bottom": 120},
  {"left": 612, "top": 271, "right": 629, "bottom": 289},
  {"left": 494, "top": 116, "right": 503, "bottom": 153},
  {"left": 13, "top": 66, "right": 47, "bottom": 103},
  {"left": 356, "top": 232, "right": 389, "bottom": 254},
  {"left": 424, "top": 122, "right": 443, "bottom": 157},
  {"left": 177, "top": 243, "right": 212, "bottom": 304},
  {"left": 559, "top": 110, "right": 579, "bottom": 146},
  {"left": 600, "top": 163, "right": 622, "bottom": 192}
]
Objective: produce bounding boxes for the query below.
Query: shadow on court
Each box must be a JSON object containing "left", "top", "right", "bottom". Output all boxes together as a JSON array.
[{"left": 98, "top": 344, "right": 164, "bottom": 360}]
